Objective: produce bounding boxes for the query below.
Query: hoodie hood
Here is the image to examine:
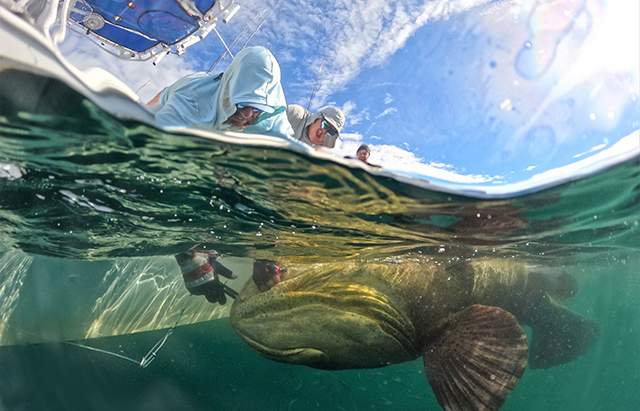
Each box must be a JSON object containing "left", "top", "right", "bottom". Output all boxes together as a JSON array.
[{"left": 216, "top": 46, "right": 287, "bottom": 127}]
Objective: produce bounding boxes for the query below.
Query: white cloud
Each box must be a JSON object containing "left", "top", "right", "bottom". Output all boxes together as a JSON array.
[
  {"left": 340, "top": 101, "right": 357, "bottom": 116},
  {"left": 331, "top": 138, "right": 500, "bottom": 184},
  {"left": 332, "top": 132, "right": 365, "bottom": 157},
  {"left": 340, "top": 100, "right": 370, "bottom": 126},
  {"left": 304, "top": 0, "right": 493, "bottom": 106},
  {"left": 384, "top": 93, "right": 394, "bottom": 104},
  {"left": 373, "top": 144, "right": 499, "bottom": 183},
  {"left": 58, "top": 31, "right": 195, "bottom": 102},
  {"left": 376, "top": 107, "right": 397, "bottom": 118}
]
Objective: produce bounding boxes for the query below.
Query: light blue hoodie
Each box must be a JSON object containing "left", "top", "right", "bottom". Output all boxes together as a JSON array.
[{"left": 155, "top": 46, "right": 293, "bottom": 139}]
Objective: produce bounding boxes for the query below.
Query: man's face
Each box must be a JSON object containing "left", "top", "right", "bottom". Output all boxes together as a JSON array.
[
  {"left": 225, "top": 105, "right": 261, "bottom": 127},
  {"left": 306, "top": 118, "right": 327, "bottom": 145},
  {"left": 356, "top": 149, "right": 370, "bottom": 162}
]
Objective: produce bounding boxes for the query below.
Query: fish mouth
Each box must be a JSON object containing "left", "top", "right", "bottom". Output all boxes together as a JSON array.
[
  {"left": 238, "top": 333, "right": 329, "bottom": 366},
  {"left": 230, "top": 274, "right": 419, "bottom": 368}
]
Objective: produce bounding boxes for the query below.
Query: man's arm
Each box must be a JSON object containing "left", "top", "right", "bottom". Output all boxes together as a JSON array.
[
  {"left": 154, "top": 92, "right": 200, "bottom": 128},
  {"left": 147, "top": 91, "right": 162, "bottom": 106},
  {"left": 285, "top": 104, "right": 309, "bottom": 139}
]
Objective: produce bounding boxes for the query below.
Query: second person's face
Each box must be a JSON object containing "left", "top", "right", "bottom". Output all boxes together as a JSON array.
[{"left": 306, "top": 119, "right": 327, "bottom": 145}]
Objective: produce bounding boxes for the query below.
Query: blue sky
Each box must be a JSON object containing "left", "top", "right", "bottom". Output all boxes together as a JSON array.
[{"left": 59, "top": 0, "right": 639, "bottom": 188}]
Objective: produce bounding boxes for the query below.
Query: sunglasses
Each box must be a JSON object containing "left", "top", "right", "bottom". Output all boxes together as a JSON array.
[
  {"left": 236, "top": 104, "right": 262, "bottom": 114},
  {"left": 321, "top": 120, "right": 338, "bottom": 136}
]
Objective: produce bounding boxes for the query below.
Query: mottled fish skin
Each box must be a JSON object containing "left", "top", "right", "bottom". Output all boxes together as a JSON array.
[{"left": 230, "top": 256, "right": 598, "bottom": 411}]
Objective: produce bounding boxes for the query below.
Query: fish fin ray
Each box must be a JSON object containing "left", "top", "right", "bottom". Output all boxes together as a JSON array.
[{"left": 422, "top": 305, "right": 528, "bottom": 411}]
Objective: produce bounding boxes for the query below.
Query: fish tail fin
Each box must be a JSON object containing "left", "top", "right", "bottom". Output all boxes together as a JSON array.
[
  {"left": 422, "top": 305, "right": 528, "bottom": 411},
  {"left": 526, "top": 293, "right": 599, "bottom": 369}
]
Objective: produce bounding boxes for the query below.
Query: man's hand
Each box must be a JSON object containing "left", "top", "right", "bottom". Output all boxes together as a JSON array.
[{"left": 197, "top": 280, "right": 228, "bottom": 305}]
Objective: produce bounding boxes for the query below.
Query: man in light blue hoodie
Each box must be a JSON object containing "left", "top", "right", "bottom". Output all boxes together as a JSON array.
[{"left": 148, "top": 46, "right": 293, "bottom": 139}]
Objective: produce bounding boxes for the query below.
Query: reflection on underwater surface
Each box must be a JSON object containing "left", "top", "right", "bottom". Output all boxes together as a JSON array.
[{"left": 0, "top": 70, "right": 638, "bottom": 262}]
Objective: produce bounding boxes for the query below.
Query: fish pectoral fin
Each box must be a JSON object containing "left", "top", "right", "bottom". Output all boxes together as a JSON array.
[{"left": 422, "top": 305, "right": 528, "bottom": 411}]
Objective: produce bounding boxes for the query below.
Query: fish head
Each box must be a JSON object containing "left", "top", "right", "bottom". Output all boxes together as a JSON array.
[{"left": 230, "top": 263, "right": 420, "bottom": 370}]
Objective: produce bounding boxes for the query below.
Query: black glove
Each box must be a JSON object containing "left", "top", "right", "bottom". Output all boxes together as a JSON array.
[{"left": 200, "top": 280, "right": 228, "bottom": 305}]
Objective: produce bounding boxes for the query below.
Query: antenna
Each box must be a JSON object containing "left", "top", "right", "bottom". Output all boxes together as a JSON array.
[{"left": 307, "top": 58, "right": 325, "bottom": 111}]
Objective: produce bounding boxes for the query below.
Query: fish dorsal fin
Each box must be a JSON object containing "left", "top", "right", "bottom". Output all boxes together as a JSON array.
[{"left": 422, "top": 305, "right": 528, "bottom": 411}]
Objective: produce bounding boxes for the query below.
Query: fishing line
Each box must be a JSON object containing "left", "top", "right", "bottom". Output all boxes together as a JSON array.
[
  {"left": 138, "top": 307, "right": 184, "bottom": 368},
  {"left": 207, "top": 9, "right": 267, "bottom": 73},
  {"left": 63, "top": 340, "right": 143, "bottom": 365},
  {"left": 135, "top": 79, "right": 151, "bottom": 93},
  {"left": 0, "top": 307, "right": 185, "bottom": 368},
  {"left": 237, "top": 1, "right": 283, "bottom": 54}
]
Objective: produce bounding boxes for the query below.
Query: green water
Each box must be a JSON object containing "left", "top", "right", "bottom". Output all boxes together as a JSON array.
[
  {"left": 1, "top": 71, "right": 639, "bottom": 410},
  {"left": 0, "top": 258, "right": 638, "bottom": 411}
]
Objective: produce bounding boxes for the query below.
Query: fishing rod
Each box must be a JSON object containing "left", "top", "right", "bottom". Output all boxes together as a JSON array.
[
  {"left": 306, "top": 57, "right": 325, "bottom": 111},
  {"left": 208, "top": 8, "right": 267, "bottom": 73},
  {"left": 237, "top": 1, "right": 282, "bottom": 53}
]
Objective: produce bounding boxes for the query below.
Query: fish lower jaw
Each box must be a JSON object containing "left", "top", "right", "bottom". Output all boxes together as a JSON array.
[{"left": 239, "top": 333, "right": 329, "bottom": 365}]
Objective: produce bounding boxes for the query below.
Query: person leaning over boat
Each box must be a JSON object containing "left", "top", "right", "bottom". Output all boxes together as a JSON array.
[
  {"left": 344, "top": 144, "right": 380, "bottom": 168},
  {"left": 286, "top": 104, "right": 345, "bottom": 149},
  {"left": 147, "top": 46, "right": 293, "bottom": 139}
]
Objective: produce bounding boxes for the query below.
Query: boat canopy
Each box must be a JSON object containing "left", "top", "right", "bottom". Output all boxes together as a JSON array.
[{"left": 61, "top": 0, "right": 239, "bottom": 64}]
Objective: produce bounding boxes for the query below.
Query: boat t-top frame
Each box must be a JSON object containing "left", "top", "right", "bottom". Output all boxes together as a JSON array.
[{"left": 47, "top": 0, "right": 240, "bottom": 65}]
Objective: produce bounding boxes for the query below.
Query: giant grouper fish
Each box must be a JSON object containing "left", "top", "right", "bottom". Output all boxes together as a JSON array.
[{"left": 229, "top": 256, "right": 599, "bottom": 411}]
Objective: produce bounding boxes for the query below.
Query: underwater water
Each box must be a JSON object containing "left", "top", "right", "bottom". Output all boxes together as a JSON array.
[{"left": 0, "top": 67, "right": 639, "bottom": 411}]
